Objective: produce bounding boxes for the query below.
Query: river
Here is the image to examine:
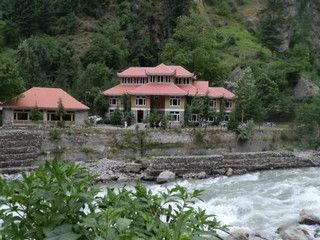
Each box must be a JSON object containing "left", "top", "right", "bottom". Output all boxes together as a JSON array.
[{"left": 145, "top": 167, "right": 320, "bottom": 237}]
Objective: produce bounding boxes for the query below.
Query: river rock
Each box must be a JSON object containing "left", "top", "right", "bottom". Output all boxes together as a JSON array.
[
  {"left": 299, "top": 209, "right": 320, "bottom": 225},
  {"left": 226, "top": 168, "right": 235, "bottom": 177},
  {"left": 156, "top": 170, "right": 175, "bottom": 184},
  {"left": 226, "top": 229, "right": 268, "bottom": 240},
  {"left": 182, "top": 171, "right": 207, "bottom": 179},
  {"left": 277, "top": 225, "right": 310, "bottom": 240}
]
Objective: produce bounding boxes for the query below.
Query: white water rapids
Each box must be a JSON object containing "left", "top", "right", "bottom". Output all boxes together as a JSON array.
[{"left": 146, "top": 167, "right": 320, "bottom": 236}]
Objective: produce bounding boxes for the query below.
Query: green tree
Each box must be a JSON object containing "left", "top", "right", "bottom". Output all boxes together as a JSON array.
[
  {"left": 93, "top": 94, "right": 108, "bottom": 117},
  {"left": 161, "top": 13, "right": 226, "bottom": 85},
  {"left": 16, "top": 36, "right": 80, "bottom": 91},
  {"left": 259, "top": 0, "right": 288, "bottom": 55},
  {"left": 295, "top": 94, "right": 320, "bottom": 148},
  {"left": 0, "top": 60, "right": 24, "bottom": 102},
  {"left": 190, "top": 96, "right": 216, "bottom": 123},
  {"left": 56, "top": 98, "right": 66, "bottom": 127},
  {"left": 235, "top": 68, "right": 262, "bottom": 122},
  {"left": 29, "top": 106, "right": 43, "bottom": 121},
  {"left": 255, "top": 73, "right": 280, "bottom": 120},
  {"left": 82, "top": 23, "right": 129, "bottom": 69}
]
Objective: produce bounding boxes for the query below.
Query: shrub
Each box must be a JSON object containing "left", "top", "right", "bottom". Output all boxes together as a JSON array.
[
  {"left": 0, "top": 160, "right": 227, "bottom": 239},
  {"left": 236, "top": 120, "right": 255, "bottom": 142},
  {"left": 110, "top": 108, "right": 123, "bottom": 125},
  {"left": 29, "top": 106, "right": 43, "bottom": 121},
  {"left": 49, "top": 128, "right": 61, "bottom": 141}
]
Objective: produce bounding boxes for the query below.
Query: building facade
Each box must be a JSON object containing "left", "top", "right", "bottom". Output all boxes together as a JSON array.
[
  {"left": 103, "top": 64, "right": 235, "bottom": 124},
  {"left": 2, "top": 87, "right": 89, "bottom": 127}
]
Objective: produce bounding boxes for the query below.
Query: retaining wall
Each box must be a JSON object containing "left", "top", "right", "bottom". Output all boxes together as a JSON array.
[{"left": 146, "top": 152, "right": 320, "bottom": 177}]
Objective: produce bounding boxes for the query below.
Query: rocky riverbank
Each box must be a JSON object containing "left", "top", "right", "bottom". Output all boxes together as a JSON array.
[
  {"left": 79, "top": 151, "right": 320, "bottom": 184},
  {"left": 227, "top": 210, "right": 320, "bottom": 240}
]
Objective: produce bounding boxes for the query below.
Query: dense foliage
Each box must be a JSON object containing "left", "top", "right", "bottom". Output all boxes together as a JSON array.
[
  {"left": 0, "top": 160, "right": 227, "bottom": 239},
  {"left": 1, "top": 0, "right": 320, "bottom": 142}
]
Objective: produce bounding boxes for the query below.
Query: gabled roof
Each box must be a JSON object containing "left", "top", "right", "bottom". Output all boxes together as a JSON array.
[
  {"left": 129, "top": 83, "right": 187, "bottom": 96},
  {"left": 3, "top": 87, "right": 89, "bottom": 110},
  {"left": 103, "top": 84, "right": 139, "bottom": 96},
  {"left": 146, "top": 63, "right": 176, "bottom": 76},
  {"left": 117, "top": 63, "right": 195, "bottom": 78},
  {"left": 117, "top": 67, "right": 151, "bottom": 78}
]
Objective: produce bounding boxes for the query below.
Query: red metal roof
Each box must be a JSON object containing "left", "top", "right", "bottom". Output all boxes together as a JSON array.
[
  {"left": 192, "top": 81, "right": 209, "bottom": 96},
  {"left": 208, "top": 87, "right": 235, "bottom": 99},
  {"left": 129, "top": 83, "right": 188, "bottom": 96},
  {"left": 177, "top": 84, "right": 198, "bottom": 96},
  {"left": 103, "top": 84, "right": 139, "bottom": 96},
  {"left": 4, "top": 87, "right": 89, "bottom": 110},
  {"left": 117, "top": 63, "right": 194, "bottom": 78},
  {"left": 146, "top": 63, "right": 176, "bottom": 76}
]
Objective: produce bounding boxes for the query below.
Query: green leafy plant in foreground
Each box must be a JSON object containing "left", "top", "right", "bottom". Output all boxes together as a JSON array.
[{"left": 0, "top": 160, "right": 227, "bottom": 240}]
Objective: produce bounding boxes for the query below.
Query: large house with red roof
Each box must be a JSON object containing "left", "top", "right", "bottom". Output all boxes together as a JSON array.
[
  {"left": 103, "top": 63, "right": 235, "bottom": 124},
  {"left": 2, "top": 87, "right": 89, "bottom": 126}
]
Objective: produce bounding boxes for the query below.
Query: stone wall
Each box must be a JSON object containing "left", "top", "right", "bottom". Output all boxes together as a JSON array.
[
  {"left": 2, "top": 109, "right": 13, "bottom": 126},
  {"left": 0, "top": 127, "right": 295, "bottom": 174},
  {"left": 0, "top": 130, "right": 43, "bottom": 173},
  {"left": 146, "top": 152, "right": 320, "bottom": 177}
]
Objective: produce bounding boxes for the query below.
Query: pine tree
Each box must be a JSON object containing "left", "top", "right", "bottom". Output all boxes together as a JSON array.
[{"left": 259, "top": 0, "right": 288, "bottom": 55}]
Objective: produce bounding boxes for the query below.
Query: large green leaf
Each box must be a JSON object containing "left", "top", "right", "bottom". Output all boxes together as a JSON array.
[{"left": 44, "top": 224, "right": 81, "bottom": 240}]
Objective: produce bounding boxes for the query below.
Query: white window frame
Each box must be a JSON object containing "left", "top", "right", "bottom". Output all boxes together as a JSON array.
[
  {"left": 191, "top": 114, "right": 198, "bottom": 122},
  {"left": 170, "top": 96, "right": 181, "bottom": 106},
  {"left": 225, "top": 100, "right": 232, "bottom": 109},
  {"left": 136, "top": 96, "right": 146, "bottom": 106},
  {"left": 224, "top": 113, "right": 230, "bottom": 121},
  {"left": 109, "top": 97, "right": 118, "bottom": 106},
  {"left": 210, "top": 99, "right": 217, "bottom": 108},
  {"left": 170, "top": 111, "right": 180, "bottom": 122}
]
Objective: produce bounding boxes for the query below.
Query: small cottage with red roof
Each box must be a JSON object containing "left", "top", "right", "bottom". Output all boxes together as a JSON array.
[
  {"left": 103, "top": 63, "right": 235, "bottom": 124},
  {"left": 2, "top": 87, "right": 89, "bottom": 126}
]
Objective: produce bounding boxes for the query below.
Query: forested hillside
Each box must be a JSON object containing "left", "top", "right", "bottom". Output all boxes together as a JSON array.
[{"left": 1, "top": 0, "right": 320, "bottom": 139}]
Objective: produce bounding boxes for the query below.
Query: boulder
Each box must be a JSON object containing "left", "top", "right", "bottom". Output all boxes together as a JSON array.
[
  {"left": 277, "top": 225, "right": 310, "bottom": 240},
  {"left": 226, "top": 229, "right": 268, "bottom": 240},
  {"left": 294, "top": 76, "right": 319, "bottom": 100},
  {"left": 299, "top": 209, "right": 320, "bottom": 225},
  {"left": 226, "top": 168, "right": 235, "bottom": 177},
  {"left": 156, "top": 171, "right": 176, "bottom": 184},
  {"left": 225, "top": 67, "right": 252, "bottom": 91}
]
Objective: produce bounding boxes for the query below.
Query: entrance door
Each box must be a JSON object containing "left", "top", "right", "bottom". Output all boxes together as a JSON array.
[{"left": 137, "top": 110, "right": 144, "bottom": 123}]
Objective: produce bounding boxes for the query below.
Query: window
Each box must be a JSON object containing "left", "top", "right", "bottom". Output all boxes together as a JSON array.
[
  {"left": 210, "top": 99, "right": 217, "bottom": 108},
  {"left": 14, "top": 110, "right": 29, "bottom": 121},
  {"left": 191, "top": 114, "right": 198, "bottom": 122},
  {"left": 224, "top": 113, "right": 230, "bottom": 121},
  {"left": 109, "top": 97, "right": 118, "bottom": 105},
  {"left": 208, "top": 116, "right": 215, "bottom": 122},
  {"left": 170, "top": 112, "right": 180, "bottom": 122},
  {"left": 47, "top": 111, "right": 60, "bottom": 121},
  {"left": 136, "top": 96, "right": 146, "bottom": 106},
  {"left": 170, "top": 96, "right": 180, "bottom": 106},
  {"left": 63, "top": 112, "right": 75, "bottom": 122},
  {"left": 225, "top": 100, "right": 232, "bottom": 109}
]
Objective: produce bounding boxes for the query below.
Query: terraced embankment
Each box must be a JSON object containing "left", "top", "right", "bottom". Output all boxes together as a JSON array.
[{"left": 0, "top": 130, "right": 43, "bottom": 174}]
